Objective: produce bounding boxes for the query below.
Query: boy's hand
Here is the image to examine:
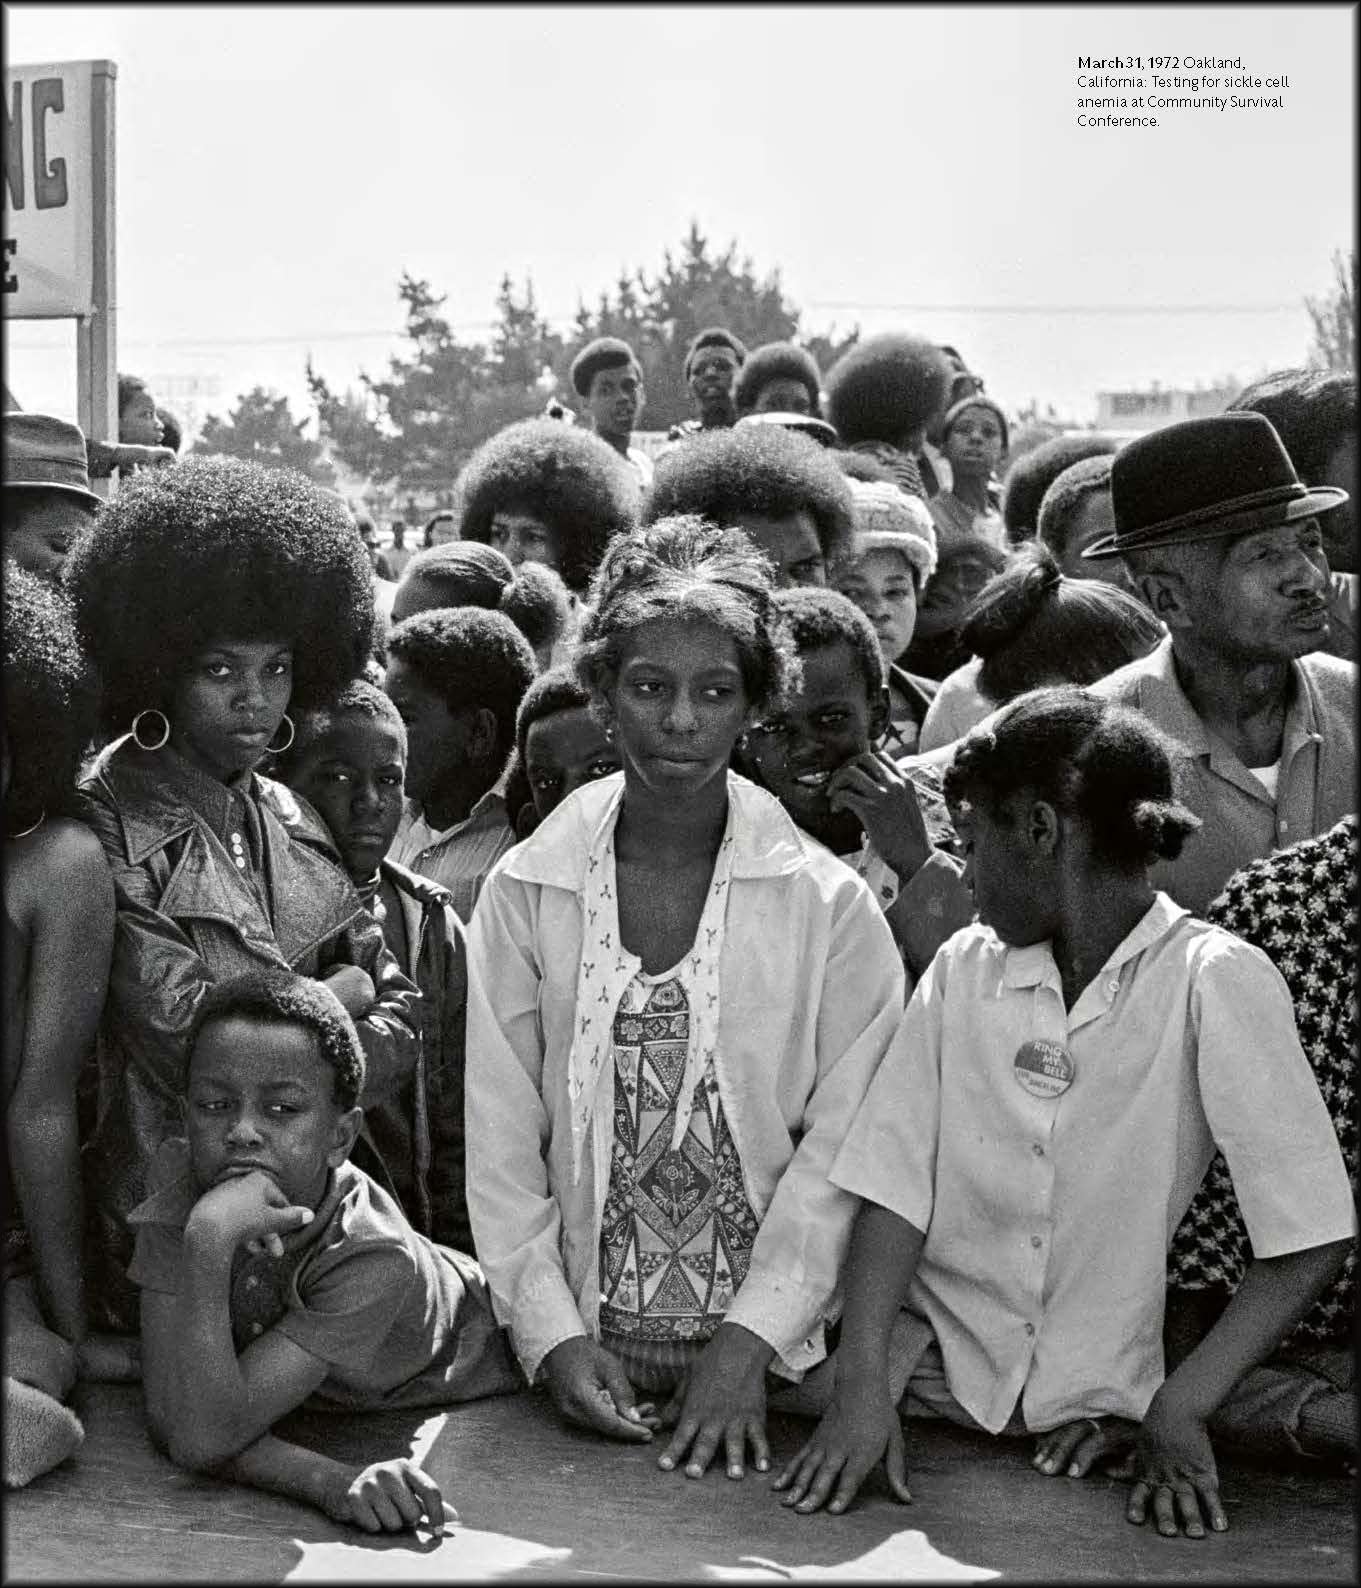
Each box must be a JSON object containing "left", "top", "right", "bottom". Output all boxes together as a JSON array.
[
  {"left": 321, "top": 964, "right": 377, "bottom": 1018},
  {"left": 185, "top": 1170, "right": 314, "bottom": 1259},
  {"left": 771, "top": 1378, "right": 912, "bottom": 1514},
  {"left": 1126, "top": 1390, "right": 1227, "bottom": 1538},
  {"left": 325, "top": 1457, "right": 457, "bottom": 1536},
  {"left": 656, "top": 1323, "right": 772, "bottom": 1480},
  {"left": 828, "top": 751, "right": 931, "bottom": 883},
  {"left": 543, "top": 1337, "right": 658, "bottom": 1443},
  {"left": 1032, "top": 1415, "right": 1138, "bottom": 1479},
  {"left": 76, "top": 1332, "right": 142, "bottom": 1383}
]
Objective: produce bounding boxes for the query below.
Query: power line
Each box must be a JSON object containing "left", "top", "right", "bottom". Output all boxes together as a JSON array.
[{"left": 804, "top": 301, "right": 1301, "bottom": 316}]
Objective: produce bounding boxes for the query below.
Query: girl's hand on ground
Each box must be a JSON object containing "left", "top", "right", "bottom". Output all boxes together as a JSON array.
[
  {"left": 656, "top": 1323, "right": 772, "bottom": 1481},
  {"left": 771, "top": 1382, "right": 911, "bottom": 1515},
  {"left": 1126, "top": 1394, "right": 1227, "bottom": 1538},
  {"left": 543, "top": 1337, "right": 655, "bottom": 1443},
  {"left": 330, "top": 1457, "right": 456, "bottom": 1535},
  {"left": 76, "top": 1332, "right": 142, "bottom": 1383},
  {"left": 1032, "top": 1415, "right": 1138, "bottom": 1479},
  {"left": 320, "top": 964, "right": 377, "bottom": 1018},
  {"left": 828, "top": 752, "right": 931, "bottom": 882}
]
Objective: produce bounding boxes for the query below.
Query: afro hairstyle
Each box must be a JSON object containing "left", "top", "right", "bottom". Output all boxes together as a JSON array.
[
  {"left": 773, "top": 586, "right": 887, "bottom": 702},
  {"left": 117, "top": 373, "right": 152, "bottom": 418},
  {"left": 393, "top": 543, "right": 572, "bottom": 655},
  {"left": 576, "top": 514, "right": 799, "bottom": 722},
  {"left": 1226, "top": 368, "right": 1357, "bottom": 483},
  {"left": 1000, "top": 432, "right": 1120, "bottom": 541},
  {"left": 455, "top": 418, "right": 640, "bottom": 596},
  {"left": 514, "top": 664, "right": 594, "bottom": 772},
  {"left": 570, "top": 337, "right": 641, "bottom": 397},
  {"left": 385, "top": 606, "right": 537, "bottom": 764},
  {"left": 272, "top": 676, "right": 407, "bottom": 785},
  {"left": 2, "top": 564, "right": 102, "bottom": 830},
  {"left": 960, "top": 541, "right": 1163, "bottom": 706},
  {"left": 1036, "top": 454, "right": 1115, "bottom": 564},
  {"left": 823, "top": 334, "right": 954, "bottom": 446},
  {"left": 684, "top": 327, "right": 748, "bottom": 380},
  {"left": 943, "top": 685, "right": 1200, "bottom": 874},
  {"left": 732, "top": 343, "right": 822, "bottom": 417},
  {"left": 642, "top": 423, "right": 858, "bottom": 570},
  {"left": 64, "top": 455, "right": 376, "bottom": 735},
  {"left": 189, "top": 969, "right": 366, "bottom": 1112},
  {"left": 940, "top": 395, "right": 1011, "bottom": 453}
]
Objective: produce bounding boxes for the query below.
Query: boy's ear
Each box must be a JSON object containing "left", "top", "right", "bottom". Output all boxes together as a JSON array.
[
  {"left": 868, "top": 686, "right": 892, "bottom": 744},
  {"left": 469, "top": 706, "right": 500, "bottom": 764},
  {"left": 1026, "top": 798, "right": 1060, "bottom": 857},
  {"left": 328, "top": 1106, "right": 364, "bottom": 1169}
]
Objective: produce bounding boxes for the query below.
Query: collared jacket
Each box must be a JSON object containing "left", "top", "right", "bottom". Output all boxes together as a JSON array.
[
  {"left": 363, "top": 859, "right": 473, "bottom": 1254},
  {"left": 77, "top": 737, "right": 421, "bottom": 1323},
  {"left": 464, "top": 771, "right": 905, "bottom": 1385},
  {"left": 1090, "top": 637, "right": 1357, "bottom": 915}
]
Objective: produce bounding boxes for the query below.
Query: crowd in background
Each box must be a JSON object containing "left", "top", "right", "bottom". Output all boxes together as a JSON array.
[{"left": 2, "top": 326, "right": 1355, "bottom": 1542}]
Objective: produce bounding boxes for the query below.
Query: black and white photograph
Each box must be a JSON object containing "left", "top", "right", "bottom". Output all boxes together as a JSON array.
[{"left": 2, "top": 3, "right": 1355, "bottom": 1581}]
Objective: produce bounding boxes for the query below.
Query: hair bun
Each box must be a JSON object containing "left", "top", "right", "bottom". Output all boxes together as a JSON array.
[{"left": 1129, "top": 797, "right": 1201, "bottom": 861}]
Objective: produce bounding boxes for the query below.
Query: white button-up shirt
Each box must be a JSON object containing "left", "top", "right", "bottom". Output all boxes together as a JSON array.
[
  {"left": 831, "top": 893, "right": 1355, "bottom": 1434},
  {"left": 464, "top": 772, "right": 906, "bottom": 1384}
]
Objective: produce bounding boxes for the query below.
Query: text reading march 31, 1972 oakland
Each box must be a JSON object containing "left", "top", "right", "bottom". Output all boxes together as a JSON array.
[{"left": 1075, "top": 56, "right": 1289, "bottom": 127}]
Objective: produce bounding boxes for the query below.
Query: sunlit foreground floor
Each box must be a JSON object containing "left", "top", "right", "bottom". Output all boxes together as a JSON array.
[{"left": 3, "top": 1382, "right": 1354, "bottom": 1582}]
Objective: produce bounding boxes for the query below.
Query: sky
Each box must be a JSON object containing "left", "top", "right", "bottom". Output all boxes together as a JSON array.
[{"left": 3, "top": 4, "right": 1355, "bottom": 440}]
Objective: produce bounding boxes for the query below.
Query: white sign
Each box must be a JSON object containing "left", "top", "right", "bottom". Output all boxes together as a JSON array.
[{"left": 3, "top": 60, "right": 106, "bottom": 318}]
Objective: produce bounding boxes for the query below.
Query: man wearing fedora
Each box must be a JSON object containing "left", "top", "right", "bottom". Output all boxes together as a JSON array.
[
  {"left": 2, "top": 413, "right": 102, "bottom": 580},
  {"left": 1084, "top": 410, "right": 1354, "bottom": 916}
]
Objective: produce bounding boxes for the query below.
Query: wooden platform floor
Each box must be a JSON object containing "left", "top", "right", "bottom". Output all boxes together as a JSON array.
[{"left": 3, "top": 1382, "right": 1355, "bottom": 1582}]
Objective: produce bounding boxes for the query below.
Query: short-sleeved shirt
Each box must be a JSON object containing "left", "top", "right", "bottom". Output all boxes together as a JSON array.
[
  {"left": 830, "top": 894, "right": 1356, "bottom": 1434},
  {"left": 128, "top": 1140, "right": 518, "bottom": 1411},
  {"left": 1168, "top": 817, "right": 1357, "bottom": 1343}
]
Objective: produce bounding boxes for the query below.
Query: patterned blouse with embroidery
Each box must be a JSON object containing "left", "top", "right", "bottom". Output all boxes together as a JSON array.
[
  {"left": 1166, "top": 815, "right": 1357, "bottom": 1344},
  {"left": 598, "top": 970, "right": 759, "bottom": 1385}
]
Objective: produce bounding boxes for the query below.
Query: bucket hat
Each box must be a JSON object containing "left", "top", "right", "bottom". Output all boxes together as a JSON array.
[{"left": 3, "top": 412, "right": 101, "bottom": 508}]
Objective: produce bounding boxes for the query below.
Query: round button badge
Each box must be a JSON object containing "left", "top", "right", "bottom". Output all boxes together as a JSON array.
[{"left": 1014, "top": 1038, "right": 1075, "bottom": 1099}]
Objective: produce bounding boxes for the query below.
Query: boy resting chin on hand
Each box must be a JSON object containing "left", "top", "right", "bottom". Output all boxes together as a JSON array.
[{"left": 130, "top": 971, "right": 518, "bottom": 1533}]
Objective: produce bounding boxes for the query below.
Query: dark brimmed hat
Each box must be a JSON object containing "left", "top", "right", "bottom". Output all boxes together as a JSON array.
[
  {"left": 570, "top": 337, "right": 640, "bottom": 397},
  {"left": 736, "top": 411, "right": 840, "bottom": 449},
  {"left": 1082, "top": 412, "right": 1347, "bottom": 561},
  {"left": 3, "top": 412, "right": 101, "bottom": 508}
]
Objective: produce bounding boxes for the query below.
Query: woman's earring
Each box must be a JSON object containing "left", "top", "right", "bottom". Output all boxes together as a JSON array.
[
  {"left": 603, "top": 722, "right": 615, "bottom": 743},
  {"left": 267, "top": 715, "right": 296, "bottom": 755},
  {"left": 131, "top": 709, "right": 171, "bottom": 752}
]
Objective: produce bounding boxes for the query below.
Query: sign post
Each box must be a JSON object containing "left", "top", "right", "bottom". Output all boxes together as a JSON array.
[{"left": 3, "top": 58, "right": 117, "bottom": 495}]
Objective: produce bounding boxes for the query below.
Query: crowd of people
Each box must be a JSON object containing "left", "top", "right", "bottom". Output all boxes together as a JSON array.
[{"left": 2, "top": 326, "right": 1356, "bottom": 1548}]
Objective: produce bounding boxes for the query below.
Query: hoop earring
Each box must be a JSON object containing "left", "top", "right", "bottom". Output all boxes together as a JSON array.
[
  {"left": 131, "top": 709, "right": 171, "bottom": 751},
  {"left": 602, "top": 722, "right": 615, "bottom": 743},
  {"left": 6, "top": 810, "right": 46, "bottom": 840},
  {"left": 267, "top": 715, "right": 296, "bottom": 755}
]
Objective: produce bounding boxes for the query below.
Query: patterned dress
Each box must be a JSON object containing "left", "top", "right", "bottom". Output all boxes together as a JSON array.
[
  {"left": 1166, "top": 816, "right": 1357, "bottom": 1344},
  {"left": 598, "top": 971, "right": 760, "bottom": 1393}
]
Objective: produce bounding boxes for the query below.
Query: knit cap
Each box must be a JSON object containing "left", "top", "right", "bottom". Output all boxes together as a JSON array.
[{"left": 846, "top": 478, "right": 938, "bottom": 591}]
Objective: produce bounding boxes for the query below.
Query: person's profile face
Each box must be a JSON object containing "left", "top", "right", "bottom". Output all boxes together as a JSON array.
[
  {"left": 120, "top": 389, "right": 164, "bottom": 447},
  {"left": 951, "top": 791, "right": 1049, "bottom": 946},
  {"left": 585, "top": 363, "right": 644, "bottom": 438},
  {"left": 1188, "top": 519, "right": 1331, "bottom": 661},
  {"left": 753, "top": 378, "right": 813, "bottom": 417},
  {"left": 185, "top": 1013, "right": 353, "bottom": 1208},
  {"left": 382, "top": 657, "right": 470, "bottom": 807},
  {"left": 2, "top": 490, "right": 93, "bottom": 579},
  {"left": 730, "top": 508, "right": 826, "bottom": 587},
  {"left": 524, "top": 705, "right": 621, "bottom": 821}
]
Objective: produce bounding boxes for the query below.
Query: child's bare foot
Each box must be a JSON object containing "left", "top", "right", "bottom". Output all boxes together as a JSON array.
[{"left": 3, "top": 1377, "right": 85, "bottom": 1488}]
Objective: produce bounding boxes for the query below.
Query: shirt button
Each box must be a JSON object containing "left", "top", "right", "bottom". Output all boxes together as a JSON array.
[
  {"left": 235, "top": 857, "right": 247, "bottom": 870},
  {"left": 1106, "top": 979, "right": 1120, "bottom": 995},
  {"left": 249, "top": 1322, "right": 263, "bottom": 1336},
  {"left": 1031, "top": 1235, "right": 1043, "bottom": 1249},
  {"left": 1024, "top": 1323, "right": 1035, "bottom": 1337},
  {"left": 1032, "top": 1143, "right": 1045, "bottom": 1158}
]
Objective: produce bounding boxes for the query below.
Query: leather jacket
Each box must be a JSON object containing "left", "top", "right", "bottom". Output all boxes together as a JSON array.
[{"left": 77, "top": 737, "right": 421, "bottom": 1326}]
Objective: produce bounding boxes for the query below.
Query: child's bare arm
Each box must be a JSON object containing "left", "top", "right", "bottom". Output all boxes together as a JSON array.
[
  {"left": 140, "top": 1174, "right": 326, "bottom": 1471},
  {"left": 7, "top": 825, "right": 115, "bottom": 1345},
  {"left": 772, "top": 1201, "right": 926, "bottom": 1514},
  {"left": 222, "top": 1435, "right": 456, "bottom": 1535},
  {"left": 1130, "top": 1238, "right": 1351, "bottom": 1538}
]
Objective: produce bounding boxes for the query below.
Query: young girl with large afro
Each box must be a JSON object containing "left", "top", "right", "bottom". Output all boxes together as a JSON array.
[
  {"left": 463, "top": 513, "right": 906, "bottom": 1484},
  {"left": 64, "top": 456, "right": 421, "bottom": 1332}
]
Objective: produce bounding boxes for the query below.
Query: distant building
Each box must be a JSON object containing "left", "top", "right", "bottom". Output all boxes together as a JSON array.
[
  {"left": 145, "top": 370, "right": 223, "bottom": 449},
  {"left": 1095, "top": 382, "right": 1239, "bottom": 433}
]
